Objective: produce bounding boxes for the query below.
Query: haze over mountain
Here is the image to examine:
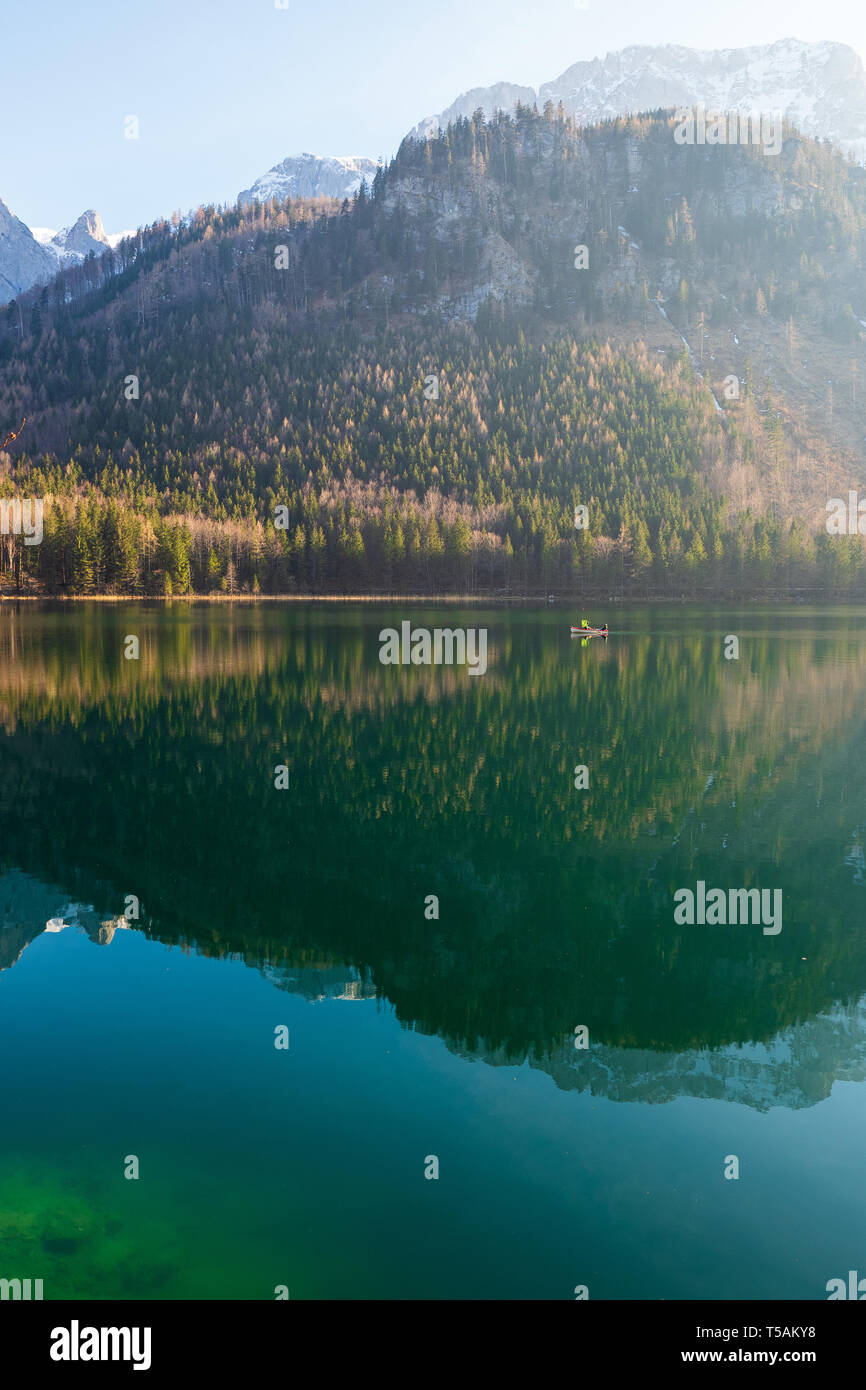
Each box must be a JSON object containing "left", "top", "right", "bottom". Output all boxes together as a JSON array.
[
  {"left": 238, "top": 153, "right": 383, "bottom": 206},
  {"left": 3, "top": 98, "right": 866, "bottom": 599},
  {"left": 6, "top": 36, "right": 866, "bottom": 308},
  {"left": 0, "top": 158, "right": 382, "bottom": 304},
  {"left": 411, "top": 38, "right": 866, "bottom": 164}
]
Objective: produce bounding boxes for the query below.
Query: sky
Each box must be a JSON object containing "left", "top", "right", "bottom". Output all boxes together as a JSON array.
[{"left": 3, "top": 0, "right": 866, "bottom": 233}]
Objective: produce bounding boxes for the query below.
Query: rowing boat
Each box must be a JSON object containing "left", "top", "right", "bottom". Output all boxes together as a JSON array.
[{"left": 570, "top": 625, "right": 608, "bottom": 637}]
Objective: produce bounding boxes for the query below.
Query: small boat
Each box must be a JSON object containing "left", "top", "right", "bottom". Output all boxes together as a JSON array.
[{"left": 570, "top": 621, "right": 608, "bottom": 638}]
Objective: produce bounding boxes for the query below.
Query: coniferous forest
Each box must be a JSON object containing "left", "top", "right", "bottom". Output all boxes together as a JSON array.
[{"left": 3, "top": 106, "right": 866, "bottom": 596}]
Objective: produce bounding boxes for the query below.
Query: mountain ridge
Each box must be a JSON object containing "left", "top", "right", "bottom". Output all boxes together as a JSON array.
[
  {"left": 2, "top": 105, "right": 866, "bottom": 597},
  {"left": 7, "top": 36, "right": 866, "bottom": 306},
  {"left": 1, "top": 201, "right": 131, "bottom": 304},
  {"left": 237, "top": 152, "right": 383, "bottom": 206},
  {"left": 411, "top": 37, "right": 866, "bottom": 165}
]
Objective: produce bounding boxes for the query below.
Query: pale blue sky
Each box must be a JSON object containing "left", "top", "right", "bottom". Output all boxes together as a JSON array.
[{"left": 3, "top": 0, "right": 865, "bottom": 232}]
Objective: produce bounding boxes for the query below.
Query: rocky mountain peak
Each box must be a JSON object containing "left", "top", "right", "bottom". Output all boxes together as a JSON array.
[
  {"left": 237, "top": 153, "right": 383, "bottom": 206},
  {"left": 412, "top": 38, "right": 866, "bottom": 165},
  {"left": 0, "top": 197, "right": 55, "bottom": 303},
  {"left": 61, "top": 209, "right": 110, "bottom": 259}
]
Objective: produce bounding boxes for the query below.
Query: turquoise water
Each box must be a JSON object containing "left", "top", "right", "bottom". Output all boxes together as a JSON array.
[{"left": 1, "top": 602, "right": 865, "bottom": 1298}]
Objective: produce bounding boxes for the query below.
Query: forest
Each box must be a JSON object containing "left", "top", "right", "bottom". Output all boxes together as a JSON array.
[{"left": 2, "top": 105, "right": 866, "bottom": 596}]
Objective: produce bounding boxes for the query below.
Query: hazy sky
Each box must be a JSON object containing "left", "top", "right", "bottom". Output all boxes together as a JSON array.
[{"left": 3, "top": 0, "right": 866, "bottom": 232}]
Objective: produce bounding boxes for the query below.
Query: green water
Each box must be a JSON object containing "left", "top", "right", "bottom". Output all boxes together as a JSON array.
[{"left": 1, "top": 601, "right": 865, "bottom": 1299}]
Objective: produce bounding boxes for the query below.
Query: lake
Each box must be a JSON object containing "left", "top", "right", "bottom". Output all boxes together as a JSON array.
[{"left": 1, "top": 601, "right": 865, "bottom": 1299}]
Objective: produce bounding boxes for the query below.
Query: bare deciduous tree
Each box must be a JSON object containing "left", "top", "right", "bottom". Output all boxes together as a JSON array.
[{"left": 0, "top": 418, "right": 26, "bottom": 451}]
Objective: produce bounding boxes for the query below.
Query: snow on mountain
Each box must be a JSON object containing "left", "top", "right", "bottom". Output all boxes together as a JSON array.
[
  {"left": 7, "top": 37, "right": 866, "bottom": 306},
  {"left": 0, "top": 198, "right": 56, "bottom": 303},
  {"left": 56, "top": 208, "right": 111, "bottom": 260},
  {"left": 237, "top": 152, "right": 383, "bottom": 206},
  {"left": 32, "top": 209, "right": 112, "bottom": 268},
  {"left": 410, "top": 38, "right": 866, "bottom": 163},
  {"left": 0, "top": 205, "right": 131, "bottom": 304}
]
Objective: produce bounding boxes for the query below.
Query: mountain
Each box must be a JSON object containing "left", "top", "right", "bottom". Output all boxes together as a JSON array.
[
  {"left": 3, "top": 105, "right": 866, "bottom": 598},
  {"left": 411, "top": 82, "right": 536, "bottom": 141},
  {"left": 238, "top": 153, "right": 383, "bottom": 205},
  {"left": 411, "top": 38, "right": 866, "bottom": 164},
  {"left": 0, "top": 198, "right": 56, "bottom": 302},
  {"left": 31, "top": 209, "right": 113, "bottom": 267},
  {"left": 1, "top": 205, "right": 128, "bottom": 305}
]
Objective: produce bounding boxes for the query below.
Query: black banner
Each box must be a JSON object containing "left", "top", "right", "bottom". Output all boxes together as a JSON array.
[{"left": 2, "top": 1299, "right": 860, "bottom": 1375}]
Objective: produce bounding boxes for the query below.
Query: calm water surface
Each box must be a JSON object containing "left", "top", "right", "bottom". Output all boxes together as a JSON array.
[{"left": 1, "top": 602, "right": 864, "bottom": 1299}]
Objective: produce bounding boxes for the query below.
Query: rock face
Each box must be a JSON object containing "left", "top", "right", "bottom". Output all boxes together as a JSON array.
[
  {"left": 32, "top": 210, "right": 112, "bottom": 267},
  {"left": 237, "top": 153, "right": 383, "bottom": 206},
  {"left": 54, "top": 209, "right": 111, "bottom": 261},
  {"left": 1, "top": 206, "right": 114, "bottom": 305},
  {"left": 0, "top": 198, "right": 55, "bottom": 303},
  {"left": 411, "top": 38, "right": 866, "bottom": 164}
]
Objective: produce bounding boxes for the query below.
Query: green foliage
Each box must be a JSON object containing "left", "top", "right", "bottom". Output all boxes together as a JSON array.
[{"left": 2, "top": 106, "right": 866, "bottom": 596}]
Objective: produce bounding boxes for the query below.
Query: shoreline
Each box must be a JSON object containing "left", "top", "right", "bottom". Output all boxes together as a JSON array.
[{"left": 0, "top": 592, "right": 858, "bottom": 606}]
